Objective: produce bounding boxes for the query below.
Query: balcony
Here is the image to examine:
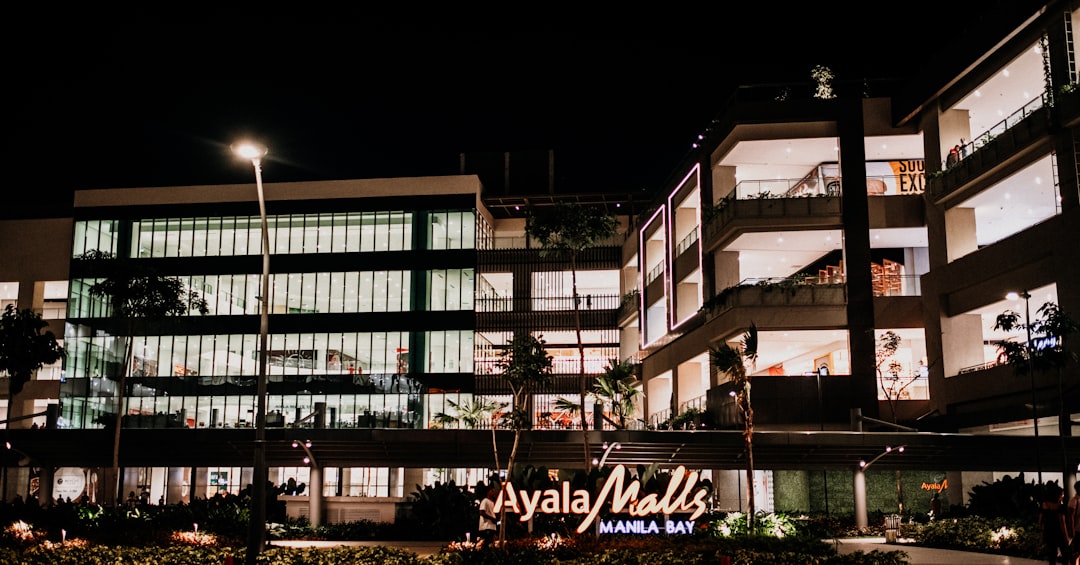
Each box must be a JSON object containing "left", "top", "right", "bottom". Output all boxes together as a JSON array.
[
  {"left": 702, "top": 195, "right": 842, "bottom": 253},
  {"left": 928, "top": 94, "right": 1052, "bottom": 205},
  {"left": 701, "top": 277, "right": 848, "bottom": 320}
]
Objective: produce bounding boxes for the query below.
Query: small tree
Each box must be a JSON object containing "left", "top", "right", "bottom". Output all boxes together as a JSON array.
[
  {"left": 525, "top": 202, "right": 618, "bottom": 470},
  {"left": 875, "top": 330, "right": 912, "bottom": 515},
  {"left": 876, "top": 330, "right": 920, "bottom": 423},
  {"left": 433, "top": 397, "right": 508, "bottom": 476},
  {"left": 994, "top": 300, "right": 1078, "bottom": 482},
  {"left": 78, "top": 250, "right": 209, "bottom": 506},
  {"left": 494, "top": 332, "right": 553, "bottom": 544},
  {"left": 994, "top": 301, "right": 1078, "bottom": 375},
  {"left": 592, "top": 358, "right": 642, "bottom": 430},
  {"left": 710, "top": 323, "right": 758, "bottom": 532},
  {"left": 0, "top": 305, "right": 65, "bottom": 406}
]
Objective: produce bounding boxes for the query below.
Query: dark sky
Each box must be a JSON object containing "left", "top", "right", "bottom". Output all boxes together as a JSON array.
[{"left": 4, "top": 3, "right": 1038, "bottom": 218}]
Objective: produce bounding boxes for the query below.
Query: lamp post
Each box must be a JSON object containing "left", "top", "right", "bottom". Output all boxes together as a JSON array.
[
  {"left": 1007, "top": 290, "right": 1042, "bottom": 484},
  {"left": 854, "top": 445, "right": 904, "bottom": 530},
  {"left": 292, "top": 439, "right": 322, "bottom": 526},
  {"left": 233, "top": 141, "right": 270, "bottom": 565}
]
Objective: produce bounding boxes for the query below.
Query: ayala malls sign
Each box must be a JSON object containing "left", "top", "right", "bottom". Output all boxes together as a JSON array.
[{"left": 493, "top": 464, "right": 707, "bottom": 534}]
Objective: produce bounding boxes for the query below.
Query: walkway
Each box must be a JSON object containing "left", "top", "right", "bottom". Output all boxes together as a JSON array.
[
  {"left": 833, "top": 537, "right": 1046, "bottom": 565},
  {"left": 274, "top": 538, "right": 1050, "bottom": 564}
]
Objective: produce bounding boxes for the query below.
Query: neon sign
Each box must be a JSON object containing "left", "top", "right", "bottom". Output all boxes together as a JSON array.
[
  {"left": 921, "top": 479, "right": 948, "bottom": 492},
  {"left": 494, "top": 464, "right": 708, "bottom": 534}
]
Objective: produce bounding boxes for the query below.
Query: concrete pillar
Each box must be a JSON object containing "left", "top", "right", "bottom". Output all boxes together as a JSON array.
[
  {"left": 39, "top": 466, "right": 54, "bottom": 508},
  {"left": 712, "top": 251, "right": 741, "bottom": 301},
  {"left": 945, "top": 471, "right": 964, "bottom": 511},
  {"left": 400, "top": 468, "right": 425, "bottom": 497},
  {"left": 339, "top": 467, "right": 351, "bottom": 496},
  {"left": 838, "top": 91, "right": 878, "bottom": 419},
  {"left": 854, "top": 468, "right": 868, "bottom": 530},
  {"left": 709, "top": 469, "right": 744, "bottom": 512},
  {"left": 167, "top": 466, "right": 185, "bottom": 504},
  {"left": 308, "top": 467, "right": 323, "bottom": 526},
  {"left": 943, "top": 207, "right": 977, "bottom": 262},
  {"left": 940, "top": 314, "right": 984, "bottom": 378}
]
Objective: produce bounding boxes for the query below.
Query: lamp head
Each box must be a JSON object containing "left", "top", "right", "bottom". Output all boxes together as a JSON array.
[{"left": 231, "top": 141, "right": 268, "bottom": 161}]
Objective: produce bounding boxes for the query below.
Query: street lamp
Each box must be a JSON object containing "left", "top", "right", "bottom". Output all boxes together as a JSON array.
[
  {"left": 1007, "top": 290, "right": 1041, "bottom": 484},
  {"left": 854, "top": 445, "right": 905, "bottom": 531},
  {"left": 232, "top": 141, "right": 270, "bottom": 565},
  {"left": 595, "top": 441, "right": 622, "bottom": 467}
]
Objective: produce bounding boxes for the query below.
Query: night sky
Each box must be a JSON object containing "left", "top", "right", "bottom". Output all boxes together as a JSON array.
[{"left": 3, "top": 3, "right": 1038, "bottom": 218}]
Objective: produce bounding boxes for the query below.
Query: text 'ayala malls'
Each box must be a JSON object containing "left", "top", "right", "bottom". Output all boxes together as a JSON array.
[{"left": 492, "top": 464, "right": 707, "bottom": 534}]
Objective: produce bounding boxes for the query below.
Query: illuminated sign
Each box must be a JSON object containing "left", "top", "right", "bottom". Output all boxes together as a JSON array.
[
  {"left": 494, "top": 464, "right": 708, "bottom": 534},
  {"left": 598, "top": 518, "right": 696, "bottom": 534},
  {"left": 921, "top": 479, "right": 948, "bottom": 492}
]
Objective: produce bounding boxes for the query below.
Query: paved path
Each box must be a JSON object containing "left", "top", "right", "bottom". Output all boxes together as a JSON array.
[
  {"left": 833, "top": 537, "right": 1047, "bottom": 565},
  {"left": 274, "top": 538, "right": 1050, "bottom": 564}
]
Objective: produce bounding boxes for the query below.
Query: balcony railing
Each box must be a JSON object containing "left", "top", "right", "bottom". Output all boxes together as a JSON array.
[
  {"left": 675, "top": 230, "right": 699, "bottom": 255},
  {"left": 944, "top": 92, "right": 1048, "bottom": 170},
  {"left": 702, "top": 276, "right": 848, "bottom": 317},
  {"left": 646, "top": 263, "right": 664, "bottom": 284},
  {"left": 475, "top": 293, "right": 620, "bottom": 312},
  {"left": 873, "top": 275, "right": 922, "bottom": 297}
]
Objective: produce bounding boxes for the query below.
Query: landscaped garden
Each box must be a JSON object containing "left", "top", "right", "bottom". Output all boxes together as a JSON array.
[{"left": 0, "top": 472, "right": 1056, "bottom": 564}]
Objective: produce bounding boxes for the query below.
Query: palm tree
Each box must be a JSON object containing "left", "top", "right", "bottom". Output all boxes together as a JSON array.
[
  {"left": 592, "top": 358, "right": 642, "bottom": 430},
  {"left": 77, "top": 250, "right": 208, "bottom": 506},
  {"left": 0, "top": 305, "right": 65, "bottom": 411},
  {"left": 525, "top": 202, "right": 618, "bottom": 470},
  {"left": 709, "top": 323, "right": 758, "bottom": 532},
  {"left": 494, "top": 332, "right": 553, "bottom": 544},
  {"left": 433, "top": 397, "right": 508, "bottom": 475},
  {"left": 553, "top": 359, "right": 641, "bottom": 430}
]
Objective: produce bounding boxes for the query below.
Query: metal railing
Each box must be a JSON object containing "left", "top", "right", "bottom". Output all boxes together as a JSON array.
[
  {"left": 944, "top": 92, "right": 1048, "bottom": 170},
  {"left": 675, "top": 230, "right": 699, "bottom": 255}
]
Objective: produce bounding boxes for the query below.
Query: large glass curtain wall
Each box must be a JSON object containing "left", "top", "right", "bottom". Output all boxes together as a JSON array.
[
  {"left": 62, "top": 208, "right": 479, "bottom": 430},
  {"left": 69, "top": 268, "right": 473, "bottom": 319},
  {"left": 72, "top": 210, "right": 478, "bottom": 259}
]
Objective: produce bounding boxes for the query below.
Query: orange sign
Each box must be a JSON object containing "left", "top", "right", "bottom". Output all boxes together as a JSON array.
[{"left": 921, "top": 479, "right": 948, "bottom": 492}]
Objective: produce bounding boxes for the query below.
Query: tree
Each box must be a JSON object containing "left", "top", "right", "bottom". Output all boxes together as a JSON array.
[
  {"left": 710, "top": 323, "right": 758, "bottom": 532},
  {"left": 994, "top": 301, "right": 1078, "bottom": 376},
  {"left": 553, "top": 358, "right": 642, "bottom": 430},
  {"left": 78, "top": 250, "right": 209, "bottom": 506},
  {"left": 0, "top": 305, "right": 65, "bottom": 404},
  {"left": 525, "top": 202, "right": 618, "bottom": 470},
  {"left": 875, "top": 330, "right": 911, "bottom": 515},
  {"left": 433, "top": 397, "right": 508, "bottom": 476},
  {"left": 994, "top": 300, "right": 1078, "bottom": 482},
  {"left": 591, "top": 358, "right": 642, "bottom": 430},
  {"left": 875, "top": 330, "right": 906, "bottom": 417},
  {"left": 494, "top": 332, "right": 553, "bottom": 544}
]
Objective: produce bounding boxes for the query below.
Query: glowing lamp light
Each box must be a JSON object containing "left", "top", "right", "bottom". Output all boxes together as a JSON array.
[{"left": 231, "top": 142, "right": 268, "bottom": 161}]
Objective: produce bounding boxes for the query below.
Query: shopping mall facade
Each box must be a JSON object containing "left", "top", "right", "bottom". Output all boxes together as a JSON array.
[{"left": 1, "top": 0, "right": 1077, "bottom": 525}]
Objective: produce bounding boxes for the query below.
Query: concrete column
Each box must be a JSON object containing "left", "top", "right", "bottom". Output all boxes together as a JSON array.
[
  {"left": 399, "top": 468, "right": 426, "bottom": 498},
  {"left": 945, "top": 471, "right": 964, "bottom": 512},
  {"left": 39, "top": 466, "right": 54, "bottom": 507},
  {"left": 940, "top": 314, "right": 984, "bottom": 378},
  {"left": 710, "top": 469, "right": 744, "bottom": 512},
  {"left": 166, "top": 466, "right": 185, "bottom": 504},
  {"left": 838, "top": 90, "right": 878, "bottom": 418},
  {"left": 943, "top": 207, "right": 977, "bottom": 262},
  {"left": 854, "top": 468, "right": 868, "bottom": 530},
  {"left": 307, "top": 467, "right": 323, "bottom": 526},
  {"left": 712, "top": 251, "right": 741, "bottom": 298}
]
